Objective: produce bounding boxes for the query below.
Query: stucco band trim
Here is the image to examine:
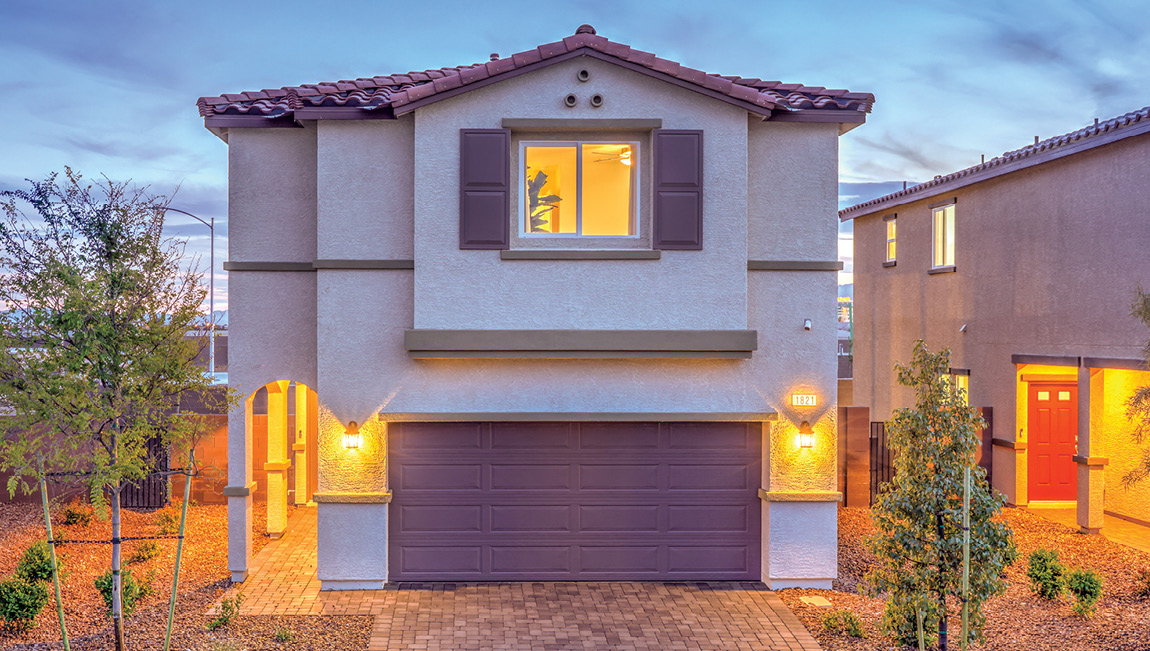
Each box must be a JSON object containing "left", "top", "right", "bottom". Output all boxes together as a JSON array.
[
  {"left": 313, "top": 259, "right": 415, "bottom": 270},
  {"left": 991, "top": 438, "right": 1026, "bottom": 451},
  {"left": 405, "top": 329, "right": 758, "bottom": 359},
  {"left": 1071, "top": 455, "right": 1109, "bottom": 467},
  {"left": 263, "top": 460, "right": 291, "bottom": 471},
  {"left": 1021, "top": 373, "right": 1077, "bottom": 383},
  {"left": 223, "top": 261, "right": 315, "bottom": 272},
  {"left": 746, "top": 260, "right": 844, "bottom": 271},
  {"left": 1012, "top": 354, "right": 1081, "bottom": 367},
  {"left": 501, "top": 118, "right": 663, "bottom": 130},
  {"left": 1082, "top": 357, "right": 1148, "bottom": 371},
  {"left": 500, "top": 250, "right": 661, "bottom": 260},
  {"left": 758, "top": 489, "right": 842, "bottom": 502},
  {"left": 381, "top": 411, "right": 777, "bottom": 422},
  {"left": 312, "top": 492, "right": 393, "bottom": 504},
  {"left": 222, "top": 482, "right": 257, "bottom": 497}
]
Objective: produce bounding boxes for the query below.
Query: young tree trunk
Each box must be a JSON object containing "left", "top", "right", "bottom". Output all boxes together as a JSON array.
[
  {"left": 937, "top": 593, "right": 948, "bottom": 651},
  {"left": 112, "top": 486, "right": 126, "bottom": 651}
]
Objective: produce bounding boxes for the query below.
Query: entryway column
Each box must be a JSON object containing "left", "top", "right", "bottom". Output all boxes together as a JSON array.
[
  {"left": 293, "top": 383, "right": 309, "bottom": 506},
  {"left": 265, "top": 380, "right": 291, "bottom": 538},
  {"left": 1075, "top": 367, "right": 1106, "bottom": 534}
]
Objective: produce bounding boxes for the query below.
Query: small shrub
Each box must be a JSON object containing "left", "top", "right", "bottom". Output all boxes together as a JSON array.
[
  {"left": 94, "top": 568, "right": 152, "bottom": 617},
  {"left": 1136, "top": 569, "right": 1150, "bottom": 597},
  {"left": 128, "top": 540, "right": 160, "bottom": 564},
  {"left": 274, "top": 626, "right": 294, "bottom": 643},
  {"left": 16, "top": 541, "right": 64, "bottom": 583},
  {"left": 206, "top": 591, "right": 244, "bottom": 631},
  {"left": 822, "top": 609, "right": 865, "bottom": 638},
  {"left": 154, "top": 508, "right": 179, "bottom": 535},
  {"left": 1026, "top": 548, "right": 1065, "bottom": 600},
  {"left": 0, "top": 578, "right": 49, "bottom": 631},
  {"left": 60, "top": 500, "right": 93, "bottom": 527},
  {"left": 209, "top": 642, "right": 238, "bottom": 651},
  {"left": 1066, "top": 569, "right": 1103, "bottom": 617}
]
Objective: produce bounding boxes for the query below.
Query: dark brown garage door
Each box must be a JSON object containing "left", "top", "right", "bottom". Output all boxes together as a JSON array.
[{"left": 389, "top": 422, "right": 761, "bottom": 581}]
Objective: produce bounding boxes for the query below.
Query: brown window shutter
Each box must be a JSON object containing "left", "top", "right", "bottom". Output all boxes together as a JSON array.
[
  {"left": 652, "top": 129, "right": 703, "bottom": 250},
  {"left": 459, "top": 129, "right": 511, "bottom": 249}
]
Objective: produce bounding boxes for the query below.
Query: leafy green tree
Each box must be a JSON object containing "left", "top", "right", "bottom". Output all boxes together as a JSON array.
[
  {"left": 1120, "top": 288, "right": 1150, "bottom": 488},
  {"left": 0, "top": 169, "right": 224, "bottom": 651},
  {"left": 865, "top": 341, "right": 1015, "bottom": 650}
]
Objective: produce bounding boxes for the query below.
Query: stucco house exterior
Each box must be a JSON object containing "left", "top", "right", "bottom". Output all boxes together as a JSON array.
[
  {"left": 198, "top": 25, "right": 873, "bottom": 590},
  {"left": 841, "top": 106, "right": 1150, "bottom": 533}
]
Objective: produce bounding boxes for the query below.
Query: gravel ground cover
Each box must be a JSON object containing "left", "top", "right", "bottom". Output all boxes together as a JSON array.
[
  {"left": 0, "top": 500, "right": 370, "bottom": 650},
  {"left": 779, "top": 507, "right": 1150, "bottom": 650}
]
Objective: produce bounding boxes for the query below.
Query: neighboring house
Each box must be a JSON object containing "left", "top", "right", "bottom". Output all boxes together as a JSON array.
[
  {"left": 198, "top": 25, "right": 873, "bottom": 589},
  {"left": 841, "top": 107, "right": 1150, "bottom": 533}
]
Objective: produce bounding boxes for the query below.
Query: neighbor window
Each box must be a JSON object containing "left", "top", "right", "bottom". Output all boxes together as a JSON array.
[
  {"left": 932, "top": 203, "right": 956, "bottom": 268},
  {"left": 884, "top": 215, "right": 897, "bottom": 264},
  {"left": 521, "top": 141, "right": 638, "bottom": 237},
  {"left": 946, "top": 368, "right": 970, "bottom": 404}
]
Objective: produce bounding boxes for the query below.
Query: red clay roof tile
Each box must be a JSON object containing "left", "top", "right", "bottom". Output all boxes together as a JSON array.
[{"left": 198, "top": 25, "right": 874, "bottom": 120}]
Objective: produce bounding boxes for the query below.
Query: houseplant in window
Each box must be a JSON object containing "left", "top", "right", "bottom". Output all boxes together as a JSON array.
[{"left": 527, "top": 170, "right": 561, "bottom": 233}]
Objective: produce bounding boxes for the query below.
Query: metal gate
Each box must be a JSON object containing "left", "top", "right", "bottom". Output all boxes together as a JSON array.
[
  {"left": 869, "top": 422, "right": 894, "bottom": 505},
  {"left": 120, "top": 436, "right": 169, "bottom": 509}
]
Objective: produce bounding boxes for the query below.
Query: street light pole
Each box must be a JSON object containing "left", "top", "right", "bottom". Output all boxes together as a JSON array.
[{"left": 155, "top": 206, "right": 216, "bottom": 376}]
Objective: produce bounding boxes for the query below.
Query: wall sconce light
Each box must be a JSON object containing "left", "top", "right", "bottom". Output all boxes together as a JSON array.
[
  {"left": 798, "top": 421, "right": 814, "bottom": 449},
  {"left": 343, "top": 421, "right": 361, "bottom": 450}
]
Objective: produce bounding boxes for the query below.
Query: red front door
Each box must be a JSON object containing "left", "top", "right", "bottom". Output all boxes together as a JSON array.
[{"left": 1027, "top": 383, "right": 1078, "bottom": 502}]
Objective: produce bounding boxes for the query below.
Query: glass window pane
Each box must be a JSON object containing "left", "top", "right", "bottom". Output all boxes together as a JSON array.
[
  {"left": 524, "top": 146, "right": 577, "bottom": 234},
  {"left": 887, "top": 240, "right": 896, "bottom": 261},
  {"left": 580, "top": 143, "right": 635, "bottom": 236},
  {"left": 1058, "top": 391, "right": 1071, "bottom": 401},
  {"left": 887, "top": 220, "right": 896, "bottom": 240},
  {"left": 944, "top": 205, "right": 956, "bottom": 265},
  {"left": 1037, "top": 391, "right": 1050, "bottom": 401},
  {"left": 933, "top": 209, "right": 945, "bottom": 266}
]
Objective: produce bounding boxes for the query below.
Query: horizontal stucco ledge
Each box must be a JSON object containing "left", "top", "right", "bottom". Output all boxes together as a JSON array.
[
  {"left": 312, "top": 492, "right": 393, "bottom": 504},
  {"left": 222, "top": 482, "right": 257, "bottom": 497},
  {"left": 404, "top": 329, "right": 758, "bottom": 358},
  {"left": 381, "top": 411, "right": 777, "bottom": 422},
  {"left": 758, "top": 490, "right": 843, "bottom": 502}
]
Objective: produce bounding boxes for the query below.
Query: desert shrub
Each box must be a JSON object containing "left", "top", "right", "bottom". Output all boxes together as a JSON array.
[
  {"left": 0, "top": 578, "right": 49, "bottom": 631},
  {"left": 128, "top": 540, "right": 160, "bottom": 564},
  {"left": 60, "top": 500, "right": 93, "bottom": 527},
  {"left": 16, "top": 541, "right": 63, "bottom": 583},
  {"left": 274, "top": 626, "right": 294, "bottom": 642},
  {"left": 1026, "top": 548, "right": 1065, "bottom": 600},
  {"left": 94, "top": 568, "right": 152, "bottom": 617},
  {"left": 1066, "top": 569, "right": 1103, "bottom": 617},
  {"left": 155, "top": 508, "right": 179, "bottom": 535},
  {"left": 822, "top": 609, "right": 865, "bottom": 638},
  {"left": 1136, "top": 569, "right": 1150, "bottom": 597},
  {"left": 879, "top": 590, "right": 937, "bottom": 647},
  {"left": 206, "top": 591, "right": 244, "bottom": 631}
]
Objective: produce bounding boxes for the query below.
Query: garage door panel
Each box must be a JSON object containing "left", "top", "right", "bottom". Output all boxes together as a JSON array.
[
  {"left": 491, "top": 464, "right": 571, "bottom": 489},
  {"left": 580, "top": 546, "right": 660, "bottom": 573},
  {"left": 667, "top": 464, "right": 751, "bottom": 490},
  {"left": 398, "top": 505, "right": 482, "bottom": 533},
  {"left": 491, "top": 546, "right": 572, "bottom": 573},
  {"left": 491, "top": 505, "right": 571, "bottom": 532},
  {"left": 579, "top": 464, "right": 660, "bottom": 490},
  {"left": 398, "top": 464, "right": 483, "bottom": 490},
  {"left": 389, "top": 422, "right": 761, "bottom": 581},
  {"left": 579, "top": 505, "right": 660, "bottom": 532}
]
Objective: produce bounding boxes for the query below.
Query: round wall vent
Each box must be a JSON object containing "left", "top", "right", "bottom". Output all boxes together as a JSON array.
[
  {"left": 564, "top": 93, "right": 578, "bottom": 107},
  {"left": 589, "top": 93, "right": 604, "bottom": 108},
  {"left": 577, "top": 69, "right": 591, "bottom": 82}
]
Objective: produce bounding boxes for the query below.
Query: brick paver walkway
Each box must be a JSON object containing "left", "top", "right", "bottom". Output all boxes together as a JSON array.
[{"left": 221, "top": 507, "right": 823, "bottom": 650}]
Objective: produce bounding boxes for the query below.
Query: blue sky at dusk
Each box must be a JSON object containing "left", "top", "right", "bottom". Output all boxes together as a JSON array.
[{"left": 2, "top": 0, "right": 1147, "bottom": 306}]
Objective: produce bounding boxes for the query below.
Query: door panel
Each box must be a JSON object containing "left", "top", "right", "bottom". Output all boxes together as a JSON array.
[
  {"left": 1027, "top": 383, "right": 1077, "bottom": 501},
  {"left": 389, "top": 422, "right": 761, "bottom": 581}
]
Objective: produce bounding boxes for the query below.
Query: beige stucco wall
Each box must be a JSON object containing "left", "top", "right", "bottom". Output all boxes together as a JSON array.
[{"left": 851, "top": 132, "right": 1150, "bottom": 506}]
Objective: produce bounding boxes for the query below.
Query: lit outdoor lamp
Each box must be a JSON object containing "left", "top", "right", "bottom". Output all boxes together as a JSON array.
[
  {"left": 344, "top": 421, "right": 362, "bottom": 450},
  {"left": 798, "top": 421, "right": 815, "bottom": 449}
]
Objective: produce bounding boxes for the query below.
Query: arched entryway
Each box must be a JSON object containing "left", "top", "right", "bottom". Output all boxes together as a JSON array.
[{"left": 246, "top": 380, "right": 319, "bottom": 538}]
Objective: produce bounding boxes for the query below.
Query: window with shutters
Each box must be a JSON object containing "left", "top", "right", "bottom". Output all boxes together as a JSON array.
[{"left": 520, "top": 141, "right": 639, "bottom": 237}]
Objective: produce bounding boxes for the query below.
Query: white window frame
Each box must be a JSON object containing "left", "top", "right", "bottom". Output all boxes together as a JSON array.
[
  {"left": 931, "top": 203, "right": 956, "bottom": 268},
  {"left": 519, "top": 140, "right": 641, "bottom": 238}
]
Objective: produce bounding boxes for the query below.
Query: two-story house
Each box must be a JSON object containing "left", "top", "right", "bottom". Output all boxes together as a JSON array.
[
  {"left": 842, "top": 107, "right": 1150, "bottom": 535},
  {"left": 199, "top": 25, "right": 873, "bottom": 589}
]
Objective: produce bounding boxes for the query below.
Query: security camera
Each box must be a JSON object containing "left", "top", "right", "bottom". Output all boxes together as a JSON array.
[
  {"left": 959, "top": 323, "right": 968, "bottom": 333},
  {"left": 803, "top": 319, "right": 812, "bottom": 331}
]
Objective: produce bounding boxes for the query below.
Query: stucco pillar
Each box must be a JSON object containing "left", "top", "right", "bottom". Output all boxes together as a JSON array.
[
  {"left": 226, "top": 394, "right": 255, "bottom": 583},
  {"left": 1075, "top": 367, "right": 1106, "bottom": 534},
  {"left": 293, "top": 383, "right": 309, "bottom": 506},
  {"left": 265, "top": 380, "right": 291, "bottom": 538}
]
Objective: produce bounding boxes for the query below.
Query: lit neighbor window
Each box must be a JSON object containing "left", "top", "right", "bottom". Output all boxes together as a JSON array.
[{"left": 932, "top": 203, "right": 956, "bottom": 268}]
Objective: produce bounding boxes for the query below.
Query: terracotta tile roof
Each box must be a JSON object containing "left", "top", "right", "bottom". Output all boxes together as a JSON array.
[
  {"left": 197, "top": 25, "right": 874, "bottom": 121},
  {"left": 839, "top": 105, "right": 1150, "bottom": 220}
]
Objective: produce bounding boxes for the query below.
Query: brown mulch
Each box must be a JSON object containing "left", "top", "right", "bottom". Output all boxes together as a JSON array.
[
  {"left": 779, "top": 507, "right": 1150, "bottom": 650},
  {"left": 0, "top": 501, "right": 369, "bottom": 650}
]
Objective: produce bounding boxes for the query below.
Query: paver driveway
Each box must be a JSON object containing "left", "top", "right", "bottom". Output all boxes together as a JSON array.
[{"left": 226, "top": 508, "right": 823, "bottom": 650}]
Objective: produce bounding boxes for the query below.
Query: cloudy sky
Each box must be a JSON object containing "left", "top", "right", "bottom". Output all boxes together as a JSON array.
[{"left": 2, "top": 0, "right": 1147, "bottom": 306}]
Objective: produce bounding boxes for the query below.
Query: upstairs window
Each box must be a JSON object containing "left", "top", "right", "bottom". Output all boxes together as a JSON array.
[
  {"left": 521, "top": 141, "right": 638, "bottom": 237},
  {"left": 883, "top": 215, "right": 897, "bottom": 265},
  {"left": 946, "top": 368, "right": 970, "bottom": 404},
  {"left": 932, "top": 203, "right": 956, "bottom": 268}
]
